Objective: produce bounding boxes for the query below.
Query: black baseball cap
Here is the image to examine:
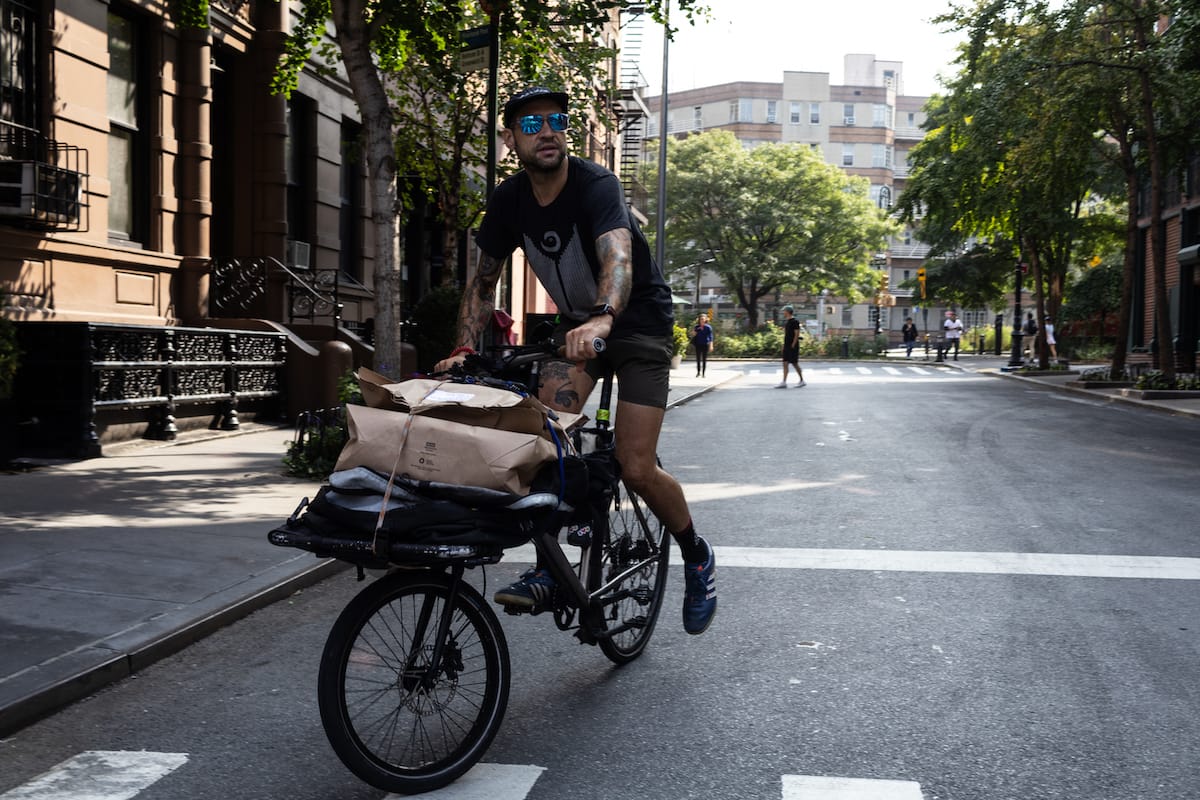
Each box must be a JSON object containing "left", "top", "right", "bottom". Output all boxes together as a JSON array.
[{"left": 503, "top": 86, "right": 569, "bottom": 128}]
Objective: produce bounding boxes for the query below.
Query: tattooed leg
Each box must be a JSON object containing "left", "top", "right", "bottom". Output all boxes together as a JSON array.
[{"left": 538, "top": 360, "right": 595, "bottom": 414}]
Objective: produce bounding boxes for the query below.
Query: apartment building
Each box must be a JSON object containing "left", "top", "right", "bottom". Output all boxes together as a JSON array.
[{"left": 646, "top": 54, "right": 951, "bottom": 340}]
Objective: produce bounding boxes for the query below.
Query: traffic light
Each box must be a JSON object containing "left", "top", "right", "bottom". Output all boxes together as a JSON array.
[
  {"left": 917, "top": 267, "right": 927, "bottom": 299},
  {"left": 880, "top": 273, "right": 890, "bottom": 294}
]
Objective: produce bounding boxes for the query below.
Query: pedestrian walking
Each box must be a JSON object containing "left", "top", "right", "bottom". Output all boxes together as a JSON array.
[
  {"left": 775, "top": 305, "right": 806, "bottom": 388},
  {"left": 1022, "top": 313, "right": 1039, "bottom": 361},
  {"left": 901, "top": 317, "right": 919, "bottom": 358},
  {"left": 943, "top": 310, "right": 964, "bottom": 360},
  {"left": 691, "top": 313, "right": 714, "bottom": 377},
  {"left": 1044, "top": 316, "right": 1058, "bottom": 360}
]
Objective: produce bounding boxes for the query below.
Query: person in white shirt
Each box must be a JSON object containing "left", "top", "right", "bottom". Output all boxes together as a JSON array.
[
  {"left": 1044, "top": 316, "right": 1058, "bottom": 360},
  {"left": 943, "top": 311, "right": 964, "bottom": 360}
]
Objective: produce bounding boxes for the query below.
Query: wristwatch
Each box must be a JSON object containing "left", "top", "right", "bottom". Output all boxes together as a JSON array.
[{"left": 588, "top": 303, "right": 616, "bottom": 318}]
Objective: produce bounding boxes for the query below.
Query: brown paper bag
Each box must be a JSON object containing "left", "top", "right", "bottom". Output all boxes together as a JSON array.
[{"left": 334, "top": 404, "right": 561, "bottom": 495}]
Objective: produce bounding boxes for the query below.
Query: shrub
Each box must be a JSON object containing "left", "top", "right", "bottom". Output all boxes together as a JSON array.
[
  {"left": 282, "top": 369, "right": 362, "bottom": 479},
  {"left": 0, "top": 310, "right": 17, "bottom": 400},
  {"left": 1135, "top": 371, "right": 1200, "bottom": 390},
  {"left": 671, "top": 324, "right": 690, "bottom": 357},
  {"left": 410, "top": 284, "right": 464, "bottom": 373}
]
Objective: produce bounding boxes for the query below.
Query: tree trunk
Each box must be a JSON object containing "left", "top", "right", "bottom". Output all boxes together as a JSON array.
[
  {"left": 1136, "top": 8, "right": 1174, "bottom": 380},
  {"left": 332, "top": 0, "right": 405, "bottom": 377}
]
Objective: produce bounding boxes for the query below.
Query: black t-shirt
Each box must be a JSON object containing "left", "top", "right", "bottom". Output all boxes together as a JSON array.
[
  {"left": 784, "top": 317, "right": 801, "bottom": 354},
  {"left": 475, "top": 156, "right": 674, "bottom": 338}
]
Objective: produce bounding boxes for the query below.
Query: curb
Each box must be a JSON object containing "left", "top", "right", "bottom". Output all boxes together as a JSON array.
[{"left": 0, "top": 542, "right": 346, "bottom": 739}]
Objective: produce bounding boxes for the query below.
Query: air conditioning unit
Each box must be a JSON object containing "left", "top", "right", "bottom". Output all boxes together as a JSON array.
[
  {"left": 0, "top": 161, "right": 82, "bottom": 224},
  {"left": 286, "top": 239, "right": 311, "bottom": 269},
  {"left": 843, "top": 117, "right": 856, "bottom": 126}
]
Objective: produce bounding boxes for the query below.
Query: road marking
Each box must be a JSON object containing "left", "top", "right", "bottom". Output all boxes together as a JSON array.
[
  {"left": 855, "top": 367, "right": 872, "bottom": 374},
  {"left": 782, "top": 775, "right": 924, "bottom": 799},
  {"left": 0, "top": 751, "right": 188, "bottom": 800},
  {"left": 883, "top": 367, "right": 903, "bottom": 375},
  {"left": 386, "top": 763, "right": 544, "bottom": 799},
  {"left": 716, "top": 546, "right": 1200, "bottom": 580},
  {"left": 503, "top": 545, "right": 1200, "bottom": 580}
]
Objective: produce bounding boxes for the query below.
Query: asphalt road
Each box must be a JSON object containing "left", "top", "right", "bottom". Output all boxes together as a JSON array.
[{"left": 2, "top": 361, "right": 1198, "bottom": 800}]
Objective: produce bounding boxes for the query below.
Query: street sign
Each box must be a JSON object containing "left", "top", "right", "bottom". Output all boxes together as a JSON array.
[
  {"left": 459, "top": 25, "right": 491, "bottom": 73},
  {"left": 460, "top": 46, "right": 489, "bottom": 72}
]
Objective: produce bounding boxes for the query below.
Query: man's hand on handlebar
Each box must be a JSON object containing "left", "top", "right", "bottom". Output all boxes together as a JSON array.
[
  {"left": 433, "top": 352, "right": 469, "bottom": 374},
  {"left": 563, "top": 315, "right": 612, "bottom": 362}
]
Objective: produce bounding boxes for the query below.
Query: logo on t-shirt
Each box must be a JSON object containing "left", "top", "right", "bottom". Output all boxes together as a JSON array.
[{"left": 540, "top": 230, "right": 563, "bottom": 254}]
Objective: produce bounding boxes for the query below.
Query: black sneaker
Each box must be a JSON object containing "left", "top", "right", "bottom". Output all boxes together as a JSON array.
[
  {"left": 682, "top": 539, "right": 717, "bottom": 635},
  {"left": 494, "top": 568, "right": 556, "bottom": 611}
]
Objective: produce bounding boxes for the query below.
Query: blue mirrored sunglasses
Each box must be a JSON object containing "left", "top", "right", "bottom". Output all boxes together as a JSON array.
[{"left": 517, "top": 112, "right": 570, "bottom": 135}]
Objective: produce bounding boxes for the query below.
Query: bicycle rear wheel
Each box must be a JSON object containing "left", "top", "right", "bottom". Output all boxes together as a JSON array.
[
  {"left": 596, "top": 475, "right": 670, "bottom": 664},
  {"left": 318, "top": 570, "right": 510, "bottom": 795}
]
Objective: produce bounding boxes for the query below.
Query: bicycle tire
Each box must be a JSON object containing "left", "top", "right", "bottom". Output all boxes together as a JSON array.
[
  {"left": 318, "top": 570, "right": 510, "bottom": 795},
  {"left": 596, "top": 474, "right": 670, "bottom": 664}
]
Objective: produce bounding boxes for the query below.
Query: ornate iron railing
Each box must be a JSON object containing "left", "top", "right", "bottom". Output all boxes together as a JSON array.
[
  {"left": 209, "top": 256, "right": 372, "bottom": 329},
  {"left": 11, "top": 322, "right": 286, "bottom": 457}
]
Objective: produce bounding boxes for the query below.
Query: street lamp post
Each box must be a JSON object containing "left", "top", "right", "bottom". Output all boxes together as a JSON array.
[{"left": 1008, "top": 260, "right": 1025, "bottom": 367}]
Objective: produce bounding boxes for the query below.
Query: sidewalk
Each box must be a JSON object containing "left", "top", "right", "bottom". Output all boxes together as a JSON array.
[
  {"left": 0, "top": 367, "right": 740, "bottom": 738},
  {"left": 929, "top": 350, "right": 1200, "bottom": 420}
]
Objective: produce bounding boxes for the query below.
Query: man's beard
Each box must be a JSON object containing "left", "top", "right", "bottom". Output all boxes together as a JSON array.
[{"left": 522, "top": 146, "right": 566, "bottom": 174}]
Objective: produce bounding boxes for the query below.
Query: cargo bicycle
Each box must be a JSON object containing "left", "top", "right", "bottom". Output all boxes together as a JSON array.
[{"left": 269, "top": 338, "right": 670, "bottom": 794}]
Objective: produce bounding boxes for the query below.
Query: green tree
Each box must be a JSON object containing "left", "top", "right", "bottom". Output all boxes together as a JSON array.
[
  {"left": 658, "top": 131, "right": 895, "bottom": 328},
  {"left": 911, "top": 0, "right": 1200, "bottom": 378},
  {"left": 1061, "top": 260, "right": 1122, "bottom": 340},
  {"left": 903, "top": 0, "right": 1130, "bottom": 368}
]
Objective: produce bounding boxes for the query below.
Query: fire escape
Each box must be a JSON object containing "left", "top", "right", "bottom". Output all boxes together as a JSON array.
[{"left": 615, "top": 7, "right": 652, "bottom": 222}]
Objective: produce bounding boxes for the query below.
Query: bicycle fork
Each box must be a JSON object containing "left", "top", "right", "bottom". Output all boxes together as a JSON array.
[{"left": 403, "top": 565, "right": 467, "bottom": 688}]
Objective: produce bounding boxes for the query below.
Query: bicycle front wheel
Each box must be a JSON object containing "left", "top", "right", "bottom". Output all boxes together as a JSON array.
[
  {"left": 596, "top": 475, "right": 670, "bottom": 664},
  {"left": 318, "top": 570, "right": 510, "bottom": 795}
]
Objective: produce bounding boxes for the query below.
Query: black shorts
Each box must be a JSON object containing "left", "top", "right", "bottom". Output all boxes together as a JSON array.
[{"left": 584, "top": 332, "right": 672, "bottom": 409}]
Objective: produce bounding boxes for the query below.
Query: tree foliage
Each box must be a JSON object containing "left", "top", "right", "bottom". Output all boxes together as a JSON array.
[
  {"left": 903, "top": 0, "right": 1200, "bottom": 376},
  {"left": 658, "top": 131, "right": 896, "bottom": 328}
]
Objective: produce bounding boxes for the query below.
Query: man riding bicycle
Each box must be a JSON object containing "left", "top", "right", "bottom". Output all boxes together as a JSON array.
[{"left": 434, "top": 86, "right": 716, "bottom": 635}]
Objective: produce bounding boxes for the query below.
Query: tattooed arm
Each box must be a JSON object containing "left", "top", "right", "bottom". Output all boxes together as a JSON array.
[
  {"left": 561, "top": 227, "right": 634, "bottom": 361},
  {"left": 434, "top": 250, "right": 504, "bottom": 372}
]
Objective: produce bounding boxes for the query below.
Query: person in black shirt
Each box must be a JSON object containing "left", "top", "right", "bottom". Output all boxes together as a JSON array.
[
  {"left": 775, "top": 305, "right": 806, "bottom": 388},
  {"left": 436, "top": 87, "right": 716, "bottom": 635}
]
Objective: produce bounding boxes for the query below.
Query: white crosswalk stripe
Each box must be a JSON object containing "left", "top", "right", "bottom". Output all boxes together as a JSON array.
[
  {"left": 782, "top": 775, "right": 924, "bottom": 799},
  {"left": 1, "top": 752, "right": 923, "bottom": 800},
  {"left": 743, "top": 364, "right": 957, "bottom": 380},
  {"left": 0, "top": 751, "right": 187, "bottom": 800}
]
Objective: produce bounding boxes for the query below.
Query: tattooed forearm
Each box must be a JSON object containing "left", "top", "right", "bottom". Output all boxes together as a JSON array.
[
  {"left": 455, "top": 253, "right": 502, "bottom": 349},
  {"left": 595, "top": 229, "right": 633, "bottom": 313}
]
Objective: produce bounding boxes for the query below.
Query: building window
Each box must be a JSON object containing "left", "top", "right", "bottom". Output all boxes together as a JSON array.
[
  {"left": 285, "top": 94, "right": 314, "bottom": 247},
  {"left": 841, "top": 306, "right": 854, "bottom": 327},
  {"left": 842, "top": 143, "right": 854, "bottom": 167},
  {"left": 0, "top": 0, "right": 39, "bottom": 145},
  {"left": 339, "top": 118, "right": 363, "bottom": 281},
  {"left": 883, "top": 69, "right": 896, "bottom": 89},
  {"left": 872, "top": 144, "right": 886, "bottom": 168},
  {"left": 740, "top": 98, "right": 753, "bottom": 122},
  {"left": 809, "top": 102, "right": 820, "bottom": 124},
  {"left": 873, "top": 103, "right": 892, "bottom": 127},
  {"left": 728, "top": 100, "right": 738, "bottom": 123},
  {"left": 693, "top": 105, "right": 702, "bottom": 130},
  {"left": 907, "top": 112, "right": 917, "bottom": 127},
  {"left": 790, "top": 101, "right": 801, "bottom": 124},
  {"left": 107, "top": 9, "right": 148, "bottom": 244},
  {"left": 766, "top": 100, "right": 777, "bottom": 124},
  {"left": 843, "top": 103, "right": 855, "bottom": 125}
]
